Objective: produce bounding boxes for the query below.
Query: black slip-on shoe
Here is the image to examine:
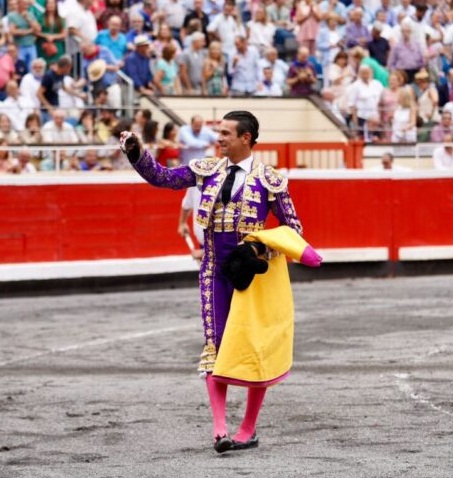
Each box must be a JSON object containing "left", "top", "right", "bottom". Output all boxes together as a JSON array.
[
  {"left": 214, "top": 435, "right": 233, "bottom": 454},
  {"left": 231, "top": 433, "right": 259, "bottom": 451}
]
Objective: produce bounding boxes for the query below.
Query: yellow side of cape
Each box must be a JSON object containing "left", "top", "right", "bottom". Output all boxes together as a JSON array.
[{"left": 212, "top": 226, "right": 309, "bottom": 386}]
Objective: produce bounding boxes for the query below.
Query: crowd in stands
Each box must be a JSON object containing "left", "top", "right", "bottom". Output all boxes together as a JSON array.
[{"left": 2, "top": 0, "right": 453, "bottom": 172}]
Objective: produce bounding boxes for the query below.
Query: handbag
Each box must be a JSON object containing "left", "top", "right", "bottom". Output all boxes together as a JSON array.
[{"left": 42, "top": 41, "right": 58, "bottom": 57}]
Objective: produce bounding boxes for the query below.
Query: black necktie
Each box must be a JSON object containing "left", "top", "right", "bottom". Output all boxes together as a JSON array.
[{"left": 221, "top": 165, "right": 241, "bottom": 205}]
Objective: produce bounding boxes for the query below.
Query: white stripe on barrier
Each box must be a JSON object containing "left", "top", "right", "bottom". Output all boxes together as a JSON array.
[
  {"left": 315, "top": 247, "right": 389, "bottom": 262},
  {"left": 398, "top": 246, "right": 453, "bottom": 261}
]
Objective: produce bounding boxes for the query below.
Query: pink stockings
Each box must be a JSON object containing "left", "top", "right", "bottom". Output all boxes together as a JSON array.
[{"left": 205, "top": 374, "right": 267, "bottom": 442}]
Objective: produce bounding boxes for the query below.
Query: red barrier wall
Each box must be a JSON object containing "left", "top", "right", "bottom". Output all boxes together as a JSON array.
[{"left": 1, "top": 174, "right": 453, "bottom": 264}]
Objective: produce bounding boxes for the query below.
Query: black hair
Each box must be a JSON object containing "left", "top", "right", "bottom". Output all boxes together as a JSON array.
[
  {"left": 223, "top": 110, "right": 259, "bottom": 147},
  {"left": 163, "top": 121, "right": 176, "bottom": 139},
  {"left": 143, "top": 120, "right": 159, "bottom": 143}
]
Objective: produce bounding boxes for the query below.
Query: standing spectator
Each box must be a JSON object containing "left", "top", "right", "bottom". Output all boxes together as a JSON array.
[
  {"left": 126, "top": 14, "right": 147, "bottom": 50},
  {"left": 161, "top": 0, "right": 186, "bottom": 46},
  {"left": 254, "top": 66, "right": 283, "bottom": 96},
  {"left": 391, "top": 86, "right": 417, "bottom": 143},
  {"left": 228, "top": 35, "right": 260, "bottom": 96},
  {"left": 178, "top": 31, "right": 206, "bottom": 94},
  {"left": 90, "top": 0, "right": 106, "bottom": 32},
  {"left": 156, "top": 121, "right": 181, "bottom": 166},
  {"left": 345, "top": 0, "right": 374, "bottom": 25},
  {"left": 348, "top": 64, "right": 384, "bottom": 140},
  {"left": 376, "top": 0, "right": 396, "bottom": 26},
  {"left": 123, "top": 34, "right": 155, "bottom": 96},
  {"left": 258, "top": 46, "right": 289, "bottom": 92},
  {"left": 432, "top": 134, "right": 453, "bottom": 170},
  {"left": 95, "top": 15, "right": 127, "bottom": 61},
  {"left": 153, "top": 43, "right": 181, "bottom": 95},
  {"left": 152, "top": 23, "right": 181, "bottom": 59},
  {"left": 20, "top": 112, "right": 44, "bottom": 144},
  {"left": 430, "top": 111, "right": 453, "bottom": 142},
  {"left": 178, "top": 115, "right": 217, "bottom": 165},
  {"left": 295, "top": 0, "right": 321, "bottom": 55},
  {"left": 437, "top": 69, "right": 453, "bottom": 109},
  {"left": 411, "top": 68, "right": 439, "bottom": 141},
  {"left": 317, "top": 13, "right": 343, "bottom": 87},
  {"left": 135, "top": 0, "right": 162, "bottom": 35},
  {"left": 98, "top": 0, "right": 129, "bottom": 32},
  {"left": 318, "top": 0, "right": 347, "bottom": 29},
  {"left": 207, "top": 1, "right": 246, "bottom": 57},
  {"left": 66, "top": 0, "right": 98, "bottom": 55},
  {"left": 8, "top": 0, "right": 41, "bottom": 70},
  {"left": 181, "top": 0, "right": 209, "bottom": 46},
  {"left": 367, "top": 21, "right": 389, "bottom": 67},
  {"left": 6, "top": 43, "right": 27, "bottom": 85},
  {"left": 387, "top": 22, "right": 424, "bottom": 83},
  {"left": 2, "top": 79, "right": 35, "bottom": 131},
  {"left": 42, "top": 108, "right": 79, "bottom": 143},
  {"left": 344, "top": 8, "right": 371, "bottom": 49},
  {"left": 266, "top": 0, "right": 296, "bottom": 53},
  {"left": 379, "top": 70, "right": 404, "bottom": 141},
  {"left": 246, "top": 5, "right": 276, "bottom": 56},
  {"left": 0, "top": 113, "right": 21, "bottom": 143},
  {"left": 36, "top": 0, "right": 66, "bottom": 65},
  {"left": 286, "top": 46, "right": 317, "bottom": 97},
  {"left": 202, "top": 40, "right": 227, "bottom": 96},
  {"left": 0, "top": 44, "right": 15, "bottom": 100},
  {"left": 392, "top": 0, "right": 415, "bottom": 19}
]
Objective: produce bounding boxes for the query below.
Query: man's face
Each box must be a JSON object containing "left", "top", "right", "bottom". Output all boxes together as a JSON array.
[
  {"left": 191, "top": 118, "right": 203, "bottom": 135},
  {"left": 217, "top": 119, "right": 247, "bottom": 158},
  {"left": 441, "top": 113, "right": 451, "bottom": 127},
  {"left": 108, "top": 17, "right": 122, "bottom": 34},
  {"left": 382, "top": 154, "right": 392, "bottom": 169}
]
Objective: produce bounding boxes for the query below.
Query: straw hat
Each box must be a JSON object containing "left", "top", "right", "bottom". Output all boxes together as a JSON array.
[
  {"left": 87, "top": 59, "right": 107, "bottom": 82},
  {"left": 414, "top": 68, "right": 429, "bottom": 81},
  {"left": 134, "top": 34, "right": 151, "bottom": 47}
]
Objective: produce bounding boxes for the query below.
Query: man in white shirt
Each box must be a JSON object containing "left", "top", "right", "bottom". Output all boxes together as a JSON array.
[
  {"left": 228, "top": 35, "right": 260, "bottom": 96},
  {"left": 258, "top": 47, "right": 289, "bottom": 91},
  {"left": 2, "top": 79, "right": 35, "bottom": 131},
  {"left": 19, "top": 58, "right": 46, "bottom": 109},
  {"left": 42, "top": 109, "right": 79, "bottom": 144},
  {"left": 254, "top": 66, "right": 282, "bottom": 97},
  {"left": 65, "top": 0, "right": 98, "bottom": 55},
  {"left": 432, "top": 134, "right": 453, "bottom": 170}
]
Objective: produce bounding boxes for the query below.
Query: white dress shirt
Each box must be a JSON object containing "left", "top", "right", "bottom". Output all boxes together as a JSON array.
[{"left": 226, "top": 155, "right": 253, "bottom": 198}]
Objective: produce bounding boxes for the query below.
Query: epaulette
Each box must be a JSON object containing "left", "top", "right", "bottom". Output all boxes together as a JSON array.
[
  {"left": 188, "top": 157, "right": 227, "bottom": 176},
  {"left": 259, "top": 164, "right": 288, "bottom": 194}
]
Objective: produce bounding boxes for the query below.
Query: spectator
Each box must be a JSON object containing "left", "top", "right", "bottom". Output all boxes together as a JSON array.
[
  {"left": 317, "top": 13, "right": 343, "bottom": 87},
  {"left": 126, "top": 14, "right": 147, "bottom": 50},
  {"left": 178, "top": 115, "right": 217, "bottom": 165},
  {"left": 36, "top": 0, "right": 66, "bottom": 65},
  {"left": 178, "top": 31, "right": 206, "bottom": 95},
  {"left": 66, "top": 0, "right": 98, "bottom": 57},
  {"left": 207, "top": 1, "right": 246, "bottom": 57},
  {"left": 350, "top": 45, "right": 389, "bottom": 87},
  {"left": 79, "top": 148, "right": 112, "bottom": 170},
  {"left": 131, "top": 108, "right": 152, "bottom": 141},
  {"left": 8, "top": 0, "right": 41, "bottom": 70},
  {"left": 156, "top": 121, "right": 181, "bottom": 166},
  {"left": 432, "top": 134, "right": 453, "bottom": 170},
  {"left": 107, "top": 118, "right": 133, "bottom": 170},
  {"left": 254, "top": 66, "right": 283, "bottom": 96},
  {"left": 438, "top": 69, "right": 453, "bottom": 108},
  {"left": 407, "top": 3, "right": 428, "bottom": 53},
  {"left": 134, "top": 0, "right": 163, "bottom": 35},
  {"left": 0, "top": 113, "right": 20, "bottom": 143},
  {"left": 202, "top": 40, "right": 227, "bottom": 96},
  {"left": 153, "top": 43, "right": 182, "bottom": 95},
  {"left": 42, "top": 109, "right": 79, "bottom": 143},
  {"left": 392, "top": 0, "right": 415, "bottom": 20},
  {"left": 228, "top": 35, "right": 260, "bottom": 96},
  {"left": 391, "top": 86, "right": 416, "bottom": 143},
  {"left": 295, "top": 0, "right": 321, "bottom": 55},
  {"left": 178, "top": 186, "right": 203, "bottom": 259},
  {"left": 152, "top": 23, "right": 181, "bottom": 59},
  {"left": 373, "top": 9, "right": 394, "bottom": 42},
  {"left": 59, "top": 75, "right": 87, "bottom": 124},
  {"left": 286, "top": 46, "right": 317, "bottom": 97},
  {"left": 181, "top": 18, "right": 202, "bottom": 49},
  {"left": 345, "top": 0, "right": 374, "bottom": 25},
  {"left": 376, "top": 0, "right": 396, "bottom": 27},
  {"left": 258, "top": 46, "right": 289, "bottom": 92},
  {"left": 246, "top": 5, "right": 276, "bottom": 56},
  {"left": 123, "top": 34, "right": 155, "bottom": 96},
  {"left": 2, "top": 79, "right": 35, "bottom": 131},
  {"left": 90, "top": 0, "right": 107, "bottom": 32},
  {"left": 367, "top": 21, "right": 389, "bottom": 67},
  {"left": 19, "top": 57, "right": 45, "bottom": 109},
  {"left": 181, "top": 0, "right": 209, "bottom": 46},
  {"left": 6, "top": 43, "right": 27, "bottom": 85},
  {"left": 95, "top": 15, "right": 127, "bottom": 61},
  {"left": 373, "top": 152, "right": 411, "bottom": 170},
  {"left": 0, "top": 45, "right": 15, "bottom": 100},
  {"left": 98, "top": 0, "right": 129, "bottom": 33},
  {"left": 387, "top": 21, "right": 424, "bottom": 83},
  {"left": 20, "top": 112, "right": 44, "bottom": 144},
  {"left": 142, "top": 119, "right": 158, "bottom": 150},
  {"left": 411, "top": 68, "right": 440, "bottom": 141},
  {"left": 76, "top": 109, "right": 100, "bottom": 143},
  {"left": 95, "top": 107, "right": 118, "bottom": 143},
  {"left": 348, "top": 64, "right": 384, "bottom": 141},
  {"left": 430, "top": 111, "right": 453, "bottom": 142},
  {"left": 344, "top": 8, "right": 371, "bottom": 49},
  {"left": 11, "top": 147, "right": 37, "bottom": 173},
  {"left": 161, "top": 0, "right": 186, "bottom": 45},
  {"left": 380, "top": 70, "right": 404, "bottom": 141},
  {"left": 267, "top": 0, "right": 296, "bottom": 53},
  {"left": 0, "top": 138, "right": 15, "bottom": 173}
]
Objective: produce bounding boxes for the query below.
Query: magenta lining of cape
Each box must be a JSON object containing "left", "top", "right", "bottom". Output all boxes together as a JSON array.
[{"left": 212, "top": 371, "right": 291, "bottom": 388}]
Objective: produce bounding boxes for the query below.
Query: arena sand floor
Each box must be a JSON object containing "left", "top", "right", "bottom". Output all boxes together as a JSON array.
[{"left": 1, "top": 275, "right": 453, "bottom": 478}]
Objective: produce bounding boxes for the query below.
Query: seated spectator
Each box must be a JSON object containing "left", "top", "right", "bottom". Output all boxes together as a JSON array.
[
  {"left": 181, "top": 0, "right": 209, "bottom": 46},
  {"left": 0, "top": 113, "right": 21, "bottom": 143},
  {"left": 178, "top": 31, "right": 206, "bottom": 95},
  {"left": 76, "top": 109, "right": 101, "bottom": 143},
  {"left": 20, "top": 112, "right": 44, "bottom": 144},
  {"left": 380, "top": 70, "right": 405, "bottom": 141},
  {"left": 286, "top": 46, "right": 317, "bottom": 97},
  {"left": 0, "top": 137, "right": 15, "bottom": 173},
  {"left": 2, "top": 79, "right": 36, "bottom": 132},
  {"left": 10, "top": 147, "right": 37, "bottom": 173},
  {"left": 95, "top": 15, "right": 127, "bottom": 61},
  {"left": 430, "top": 111, "right": 453, "bottom": 142},
  {"left": 228, "top": 35, "right": 260, "bottom": 96},
  {"left": 142, "top": 119, "right": 158, "bottom": 151},
  {"left": 202, "top": 40, "right": 227, "bottom": 96},
  {"left": 108, "top": 118, "right": 133, "bottom": 170},
  {"left": 372, "top": 152, "right": 411, "bottom": 170},
  {"left": 152, "top": 23, "right": 181, "bottom": 59},
  {"left": 79, "top": 148, "right": 112, "bottom": 170},
  {"left": 411, "top": 68, "right": 440, "bottom": 142},
  {"left": 348, "top": 64, "right": 384, "bottom": 141},
  {"left": 19, "top": 57, "right": 46, "bottom": 109},
  {"left": 344, "top": 8, "right": 371, "bottom": 49},
  {"left": 123, "top": 34, "right": 155, "bottom": 96},
  {"left": 95, "top": 107, "right": 118, "bottom": 143},
  {"left": 387, "top": 22, "right": 424, "bottom": 84},
  {"left": 153, "top": 43, "right": 181, "bottom": 95},
  {"left": 258, "top": 46, "right": 289, "bottom": 92},
  {"left": 36, "top": 0, "right": 67, "bottom": 65},
  {"left": 42, "top": 109, "right": 79, "bottom": 143},
  {"left": 98, "top": 0, "right": 129, "bottom": 33},
  {"left": 316, "top": 13, "right": 343, "bottom": 87},
  {"left": 367, "top": 21, "right": 389, "bottom": 67},
  {"left": 294, "top": 0, "right": 321, "bottom": 56},
  {"left": 391, "top": 86, "right": 416, "bottom": 143},
  {"left": 156, "top": 121, "right": 181, "bottom": 166},
  {"left": 126, "top": 14, "right": 148, "bottom": 50},
  {"left": 254, "top": 66, "right": 283, "bottom": 97},
  {"left": 432, "top": 134, "right": 453, "bottom": 170},
  {"left": 131, "top": 108, "right": 152, "bottom": 140},
  {"left": 246, "top": 5, "right": 276, "bottom": 56}
]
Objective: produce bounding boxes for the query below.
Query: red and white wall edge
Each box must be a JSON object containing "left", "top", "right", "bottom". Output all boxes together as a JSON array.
[{"left": 1, "top": 170, "right": 453, "bottom": 282}]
